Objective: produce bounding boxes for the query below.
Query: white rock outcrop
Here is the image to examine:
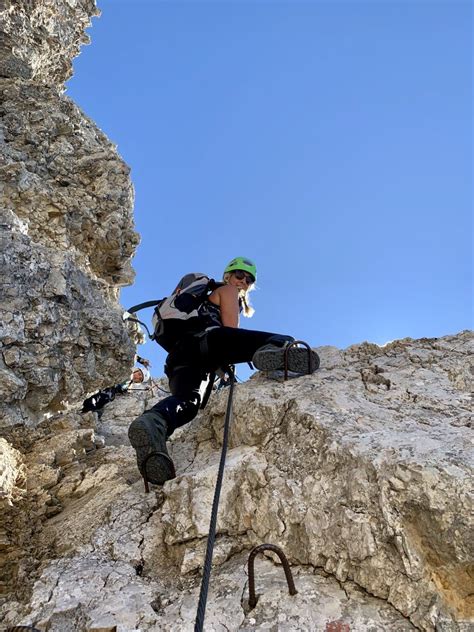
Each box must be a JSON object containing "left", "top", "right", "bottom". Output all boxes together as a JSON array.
[
  {"left": 1, "top": 333, "right": 472, "bottom": 631},
  {"left": 0, "top": 0, "right": 99, "bottom": 87}
]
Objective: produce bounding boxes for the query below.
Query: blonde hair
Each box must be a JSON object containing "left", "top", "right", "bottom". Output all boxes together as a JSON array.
[{"left": 223, "top": 272, "right": 255, "bottom": 317}]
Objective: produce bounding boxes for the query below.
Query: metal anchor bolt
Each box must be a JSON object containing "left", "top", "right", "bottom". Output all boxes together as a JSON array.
[
  {"left": 247, "top": 543, "right": 298, "bottom": 609},
  {"left": 284, "top": 340, "right": 314, "bottom": 381}
]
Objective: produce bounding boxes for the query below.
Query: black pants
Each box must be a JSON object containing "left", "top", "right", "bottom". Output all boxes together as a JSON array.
[
  {"left": 138, "top": 327, "right": 293, "bottom": 437},
  {"left": 81, "top": 384, "right": 125, "bottom": 413}
]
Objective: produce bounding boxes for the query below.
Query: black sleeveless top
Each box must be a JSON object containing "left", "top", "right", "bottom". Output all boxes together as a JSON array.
[{"left": 198, "top": 298, "right": 223, "bottom": 329}]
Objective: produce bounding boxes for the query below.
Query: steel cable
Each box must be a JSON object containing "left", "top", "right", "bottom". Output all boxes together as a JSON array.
[{"left": 194, "top": 366, "right": 235, "bottom": 632}]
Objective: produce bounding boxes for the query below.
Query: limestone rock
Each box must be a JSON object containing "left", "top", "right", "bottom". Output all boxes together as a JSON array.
[
  {"left": 0, "top": 0, "right": 99, "bottom": 88},
  {"left": 0, "top": 0, "right": 141, "bottom": 609},
  {"left": 0, "top": 81, "right": 138, "bottom": 282},
  {"left": 0, "top": 0, "right": 139, "bottom": 429},
  {"left": 2, "top": 334, "right": 472, "bottom": 631},
  {"left": 0, "top": 212, "right": 136, "bottom": 426}
]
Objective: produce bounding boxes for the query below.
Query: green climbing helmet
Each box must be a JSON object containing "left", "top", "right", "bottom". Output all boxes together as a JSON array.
[{"left": 224, "top": 257, "right": 257, "bottom": 282}]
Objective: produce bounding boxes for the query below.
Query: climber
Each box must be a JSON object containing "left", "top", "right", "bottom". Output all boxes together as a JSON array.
[
  {"left": 128, "top": 366, "right": 151, "bottom": 390},
  {"left": 128, "top": 256, "right": 319, "bottom": 487},
  {"left": 81, "top": 358, "right": 151, "bottom": 415}
]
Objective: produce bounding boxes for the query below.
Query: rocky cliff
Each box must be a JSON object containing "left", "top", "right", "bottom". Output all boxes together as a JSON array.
[
  {"left": 0, "top": 2, "right": 472, "bottom": 631},
  {"left": 0, "top": 0, "right": 139, "bottom": 430},
  {"left": 1, "top": 333, "right": 473, "bottom": 631},
  {"left": 1, "top": 0, "right": 139, "bottom": 622}
]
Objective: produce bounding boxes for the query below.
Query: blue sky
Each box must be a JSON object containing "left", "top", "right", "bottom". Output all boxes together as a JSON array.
[{"left": 68, "top": 0, "right": 472, "bottom": 378}]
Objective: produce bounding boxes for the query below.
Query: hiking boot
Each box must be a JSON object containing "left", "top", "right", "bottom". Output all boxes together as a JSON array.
[
  {"left": 252, "top": 343, "right": 320, "bottom": 374},
  {"left": 128, "top": 414, "right": 176, "bottom": 485}
]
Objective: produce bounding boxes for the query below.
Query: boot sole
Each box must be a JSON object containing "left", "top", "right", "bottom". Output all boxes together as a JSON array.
[
  {"left": 128, "top": 418, "right": 175, "bottom": 485},
  {"left": 253, "top": 347, "right": 320, "bottom": 373}
]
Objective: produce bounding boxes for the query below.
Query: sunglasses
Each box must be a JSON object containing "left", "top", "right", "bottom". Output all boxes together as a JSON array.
[{"left": 233, "top": 270, "right": 255, "bottom": 284}]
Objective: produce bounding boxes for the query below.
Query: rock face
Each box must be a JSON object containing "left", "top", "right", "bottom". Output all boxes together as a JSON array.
[
  {"left": 0, "top": 0, "right": 99, "bottom": 87},
  {"left": 0, "top": 0, "right": 139, "bottom": 616},
  {"left": 0, "top": 0, "right": 139, "bottom": 429},
  {"left": 1, "top": 333, "right": 472, "bottom": 631},
  {"left": 0, "top": 2, "right": 473, "bottom": 631}
]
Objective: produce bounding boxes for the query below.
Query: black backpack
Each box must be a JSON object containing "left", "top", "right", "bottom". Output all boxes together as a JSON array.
[{"left": 126, "top": 273, "right": 223, "bottom": 351}]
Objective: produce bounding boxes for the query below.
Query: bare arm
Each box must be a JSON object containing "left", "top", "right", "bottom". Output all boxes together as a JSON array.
[{"left": 209, "top": 285, "right": 240, "bottom": 327}]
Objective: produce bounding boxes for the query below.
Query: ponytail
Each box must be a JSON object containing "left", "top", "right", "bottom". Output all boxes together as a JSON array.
[
  {"left": 223, "top": 272, "right": 255, "bottom": 318},
  {"left": 239, "top": 293, "right": 255, "bottom": 318}
]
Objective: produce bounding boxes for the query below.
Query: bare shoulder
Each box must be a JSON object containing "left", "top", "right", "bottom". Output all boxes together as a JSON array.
[
  {"left": 219, "top": 284, "right": 239, "bottom": 296},
  {"left": 209, "top": 284, "right": 238, "bottom": 305}
]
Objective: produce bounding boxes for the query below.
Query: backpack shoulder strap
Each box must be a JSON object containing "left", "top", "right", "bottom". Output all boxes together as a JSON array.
[
  {"left": 127, "top": 300, "right": 163, "bottom": 314},
  {"left": 207, "top": 279, "right": 225, "bottom": 291}
]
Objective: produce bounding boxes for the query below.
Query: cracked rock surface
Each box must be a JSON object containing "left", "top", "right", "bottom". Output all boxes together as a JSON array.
[
  {"left": 0, "top": 0, "right": 99, "bottom": 87},
  {"left": 1, "top": 1, "right": 140, "bottom": 621},
  {"left": 1, "top": 333, "right": 472, "bottom": 631},
  {"left": 0, "top": 0, "right": 139, "bottom": 430}
]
